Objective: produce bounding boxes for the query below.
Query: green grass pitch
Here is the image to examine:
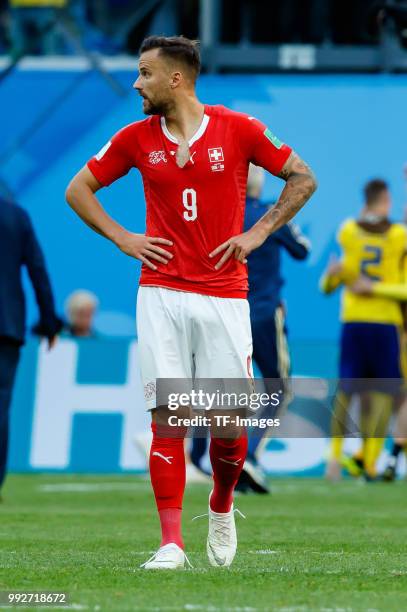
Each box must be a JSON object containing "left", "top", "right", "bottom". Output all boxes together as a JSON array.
[{"left": 1, "top": 474, "right": 407, "bottom": 611}]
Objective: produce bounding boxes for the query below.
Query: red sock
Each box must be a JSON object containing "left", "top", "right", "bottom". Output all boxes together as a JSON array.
[
  {"left": 157, "top": 508, "right": 183, "bottom": 549},
  {"left": 149, "top": 423, "right": 186, "bottom": 549},
  {"left": 209, "top": 434, "right": 248, "bottom": 513}
]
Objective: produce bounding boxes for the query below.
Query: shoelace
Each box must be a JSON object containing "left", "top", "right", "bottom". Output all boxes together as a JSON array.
[
  {"left": 192, "top": 508, "right": 246, "bottom": 522},
  {"left": 192, "top": 508, "right": 246, "bottom": 544},
  {"left": 140, "top": 547, "right": 193, "bottom": 569}
]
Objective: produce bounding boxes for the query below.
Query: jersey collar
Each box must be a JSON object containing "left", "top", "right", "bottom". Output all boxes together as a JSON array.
[{"left": 160, "top": 112, "right": 210, "bottom": 147}]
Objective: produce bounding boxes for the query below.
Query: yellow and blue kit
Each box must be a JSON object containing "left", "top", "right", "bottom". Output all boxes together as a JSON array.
[{"left": 321, "top": 218, "right": 407, "bottom": 385}]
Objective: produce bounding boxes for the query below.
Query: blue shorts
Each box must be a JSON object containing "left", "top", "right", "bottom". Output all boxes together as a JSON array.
[
  {"left": 339, "top": 322, "right": 401, "bottom": 394},
  {"left": 250, "top": 307, "right": 290, "bottom": 425},
  {"left": 251, "top": 306, "right": 290, "bottom": 380}
]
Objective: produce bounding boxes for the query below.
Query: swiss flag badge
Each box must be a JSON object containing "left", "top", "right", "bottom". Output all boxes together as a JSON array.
[{"left": 208, "top": 147, "right": 224, "bottom": 163}]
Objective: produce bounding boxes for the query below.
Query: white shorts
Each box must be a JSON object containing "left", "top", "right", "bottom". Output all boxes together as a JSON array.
[{"left": 136, "top": 286, "right": 253, "bottom": 410}]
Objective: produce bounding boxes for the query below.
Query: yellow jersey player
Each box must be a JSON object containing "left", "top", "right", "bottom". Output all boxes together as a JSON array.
[
  {"left": 350, "top": 271, "right": 407, "bottom": 481},
  {"left": 350, "top": 167, "right": 407, "bottom": 480},
  {"left": 321, "top": 179, "right": 407, "bottom": 480}
]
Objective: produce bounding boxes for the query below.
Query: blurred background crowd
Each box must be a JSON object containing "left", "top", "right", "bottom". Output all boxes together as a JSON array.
[{"left": 0, "top": 0, "right": 407, "bottom": 58}]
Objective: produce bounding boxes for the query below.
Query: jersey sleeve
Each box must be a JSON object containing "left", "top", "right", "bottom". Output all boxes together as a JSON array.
[
  {"left": 336, "top": 220, "right": 351, "bottom": 248},
  {"left": 320, "top": 221, "right": 354, "bottom": 294},
  {"left": 372, "top": 283, "right": 407, "bottom": 301},
  {"left": 319, "top": 271, "right": 343, "bottom": 295},
  {"left": 275, "top": 222, "right": 311, "bottom": 260},
  {"left": 87, "top": 126, "right": 135, "bottom": 187},
  {"left": 236, "top": 114, "right": 292, "bottom": 176},
  {"left": 372, "top": 249, "right": 407, "bottom": 301},
  {"left": 337, "top": 220, "right": 358, "bottom": 256}
]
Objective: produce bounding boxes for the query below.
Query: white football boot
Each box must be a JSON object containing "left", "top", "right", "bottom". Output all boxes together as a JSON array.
[
  {"left": 206, "top": 493, "right": 244, "bottom": 568},
  {"left": 140, "top": 543, "right": 190, "bottom": 570}
]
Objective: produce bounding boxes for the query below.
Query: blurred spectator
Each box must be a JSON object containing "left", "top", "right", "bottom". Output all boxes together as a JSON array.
[
  {"left": 0, "top": 196, "right": 61, "bottom": 496},
  {"left": 64, "top": 289, "right": 98, "bottom": 337},
  {"left": 8, "top": 0, "right": 67, "bottom": 56}
]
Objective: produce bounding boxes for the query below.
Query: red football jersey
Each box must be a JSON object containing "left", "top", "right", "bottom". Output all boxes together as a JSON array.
[{"left": 87, "top": 105, "right": 292, "bottom": 298}]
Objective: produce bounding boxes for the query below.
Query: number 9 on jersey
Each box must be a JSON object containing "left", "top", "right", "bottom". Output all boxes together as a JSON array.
[{"left": 183, "top": 188, "right": 197, "bottom": 221}]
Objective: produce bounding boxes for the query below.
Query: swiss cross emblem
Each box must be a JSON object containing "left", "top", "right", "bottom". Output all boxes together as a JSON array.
[{"left": 208, "top": 147, "right": 224, "bottom": 163}]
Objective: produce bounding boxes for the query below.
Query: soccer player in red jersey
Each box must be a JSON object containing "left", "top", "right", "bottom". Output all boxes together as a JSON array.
[{"left": 66, "top": 36, "right": 317, "bottom": 569}]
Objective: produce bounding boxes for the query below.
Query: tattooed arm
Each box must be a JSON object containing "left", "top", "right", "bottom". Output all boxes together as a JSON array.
[
  {"left": 260, "top": 152, "right": 317, "bottom": 235},
  {"left": 210, "top": 152, "right": 317, "bottom": 269}
]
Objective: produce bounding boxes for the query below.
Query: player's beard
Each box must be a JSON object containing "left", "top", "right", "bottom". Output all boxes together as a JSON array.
[{"left": 142, "top": 96, "right": 171, "bottom": 116}]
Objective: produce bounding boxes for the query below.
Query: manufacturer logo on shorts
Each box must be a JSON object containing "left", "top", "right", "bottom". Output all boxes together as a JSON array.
[
  {"left": 247, "top": 355, "right": 253, "bottom": 378},
  {"left": 208, "top": 147, "right": 224, "bottom": 172},
  {"left": 144, "top": 381, "right": 156, "bottom": 400},
  {"left": 149, "top": 150, "right": 167, "bottom": 165}
]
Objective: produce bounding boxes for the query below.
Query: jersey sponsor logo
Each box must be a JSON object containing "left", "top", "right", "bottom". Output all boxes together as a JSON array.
[
  {"left": 264, "top": 128, "right": 283, "bottom": 150},
  {"left": 149, "top": 150, "right": 168, "bottom": 165},
  {"left": 95, "top": 141, "right": 112, "bottom": 160}
]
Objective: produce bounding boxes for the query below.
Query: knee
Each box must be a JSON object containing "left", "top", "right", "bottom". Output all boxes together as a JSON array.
[{"left": 152, "top": 405, "right": 191, "bottom": 439}]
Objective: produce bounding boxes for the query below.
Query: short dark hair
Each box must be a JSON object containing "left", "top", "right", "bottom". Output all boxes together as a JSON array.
[
  {"left": 139, "top": 35, "right": 201, "bottom": 81},
  {"left": 364, "top": 179, "right": 389, "bottom": 205}
]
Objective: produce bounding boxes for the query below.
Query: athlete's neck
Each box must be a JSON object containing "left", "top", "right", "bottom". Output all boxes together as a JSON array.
[
  {"left": 361, "top": 206, "right": 389, "bottom": 222},
  {"left": 163, "top": 95, "right": 205, "bottom": 143}
]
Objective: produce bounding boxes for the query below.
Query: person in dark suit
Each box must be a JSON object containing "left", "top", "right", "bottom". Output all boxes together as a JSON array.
[
  {"left": 237, "top": 165, "right": 311, "bottom": 493},
  {"left": 0, "top": 196, "right": 61, "bottom": 495}
]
